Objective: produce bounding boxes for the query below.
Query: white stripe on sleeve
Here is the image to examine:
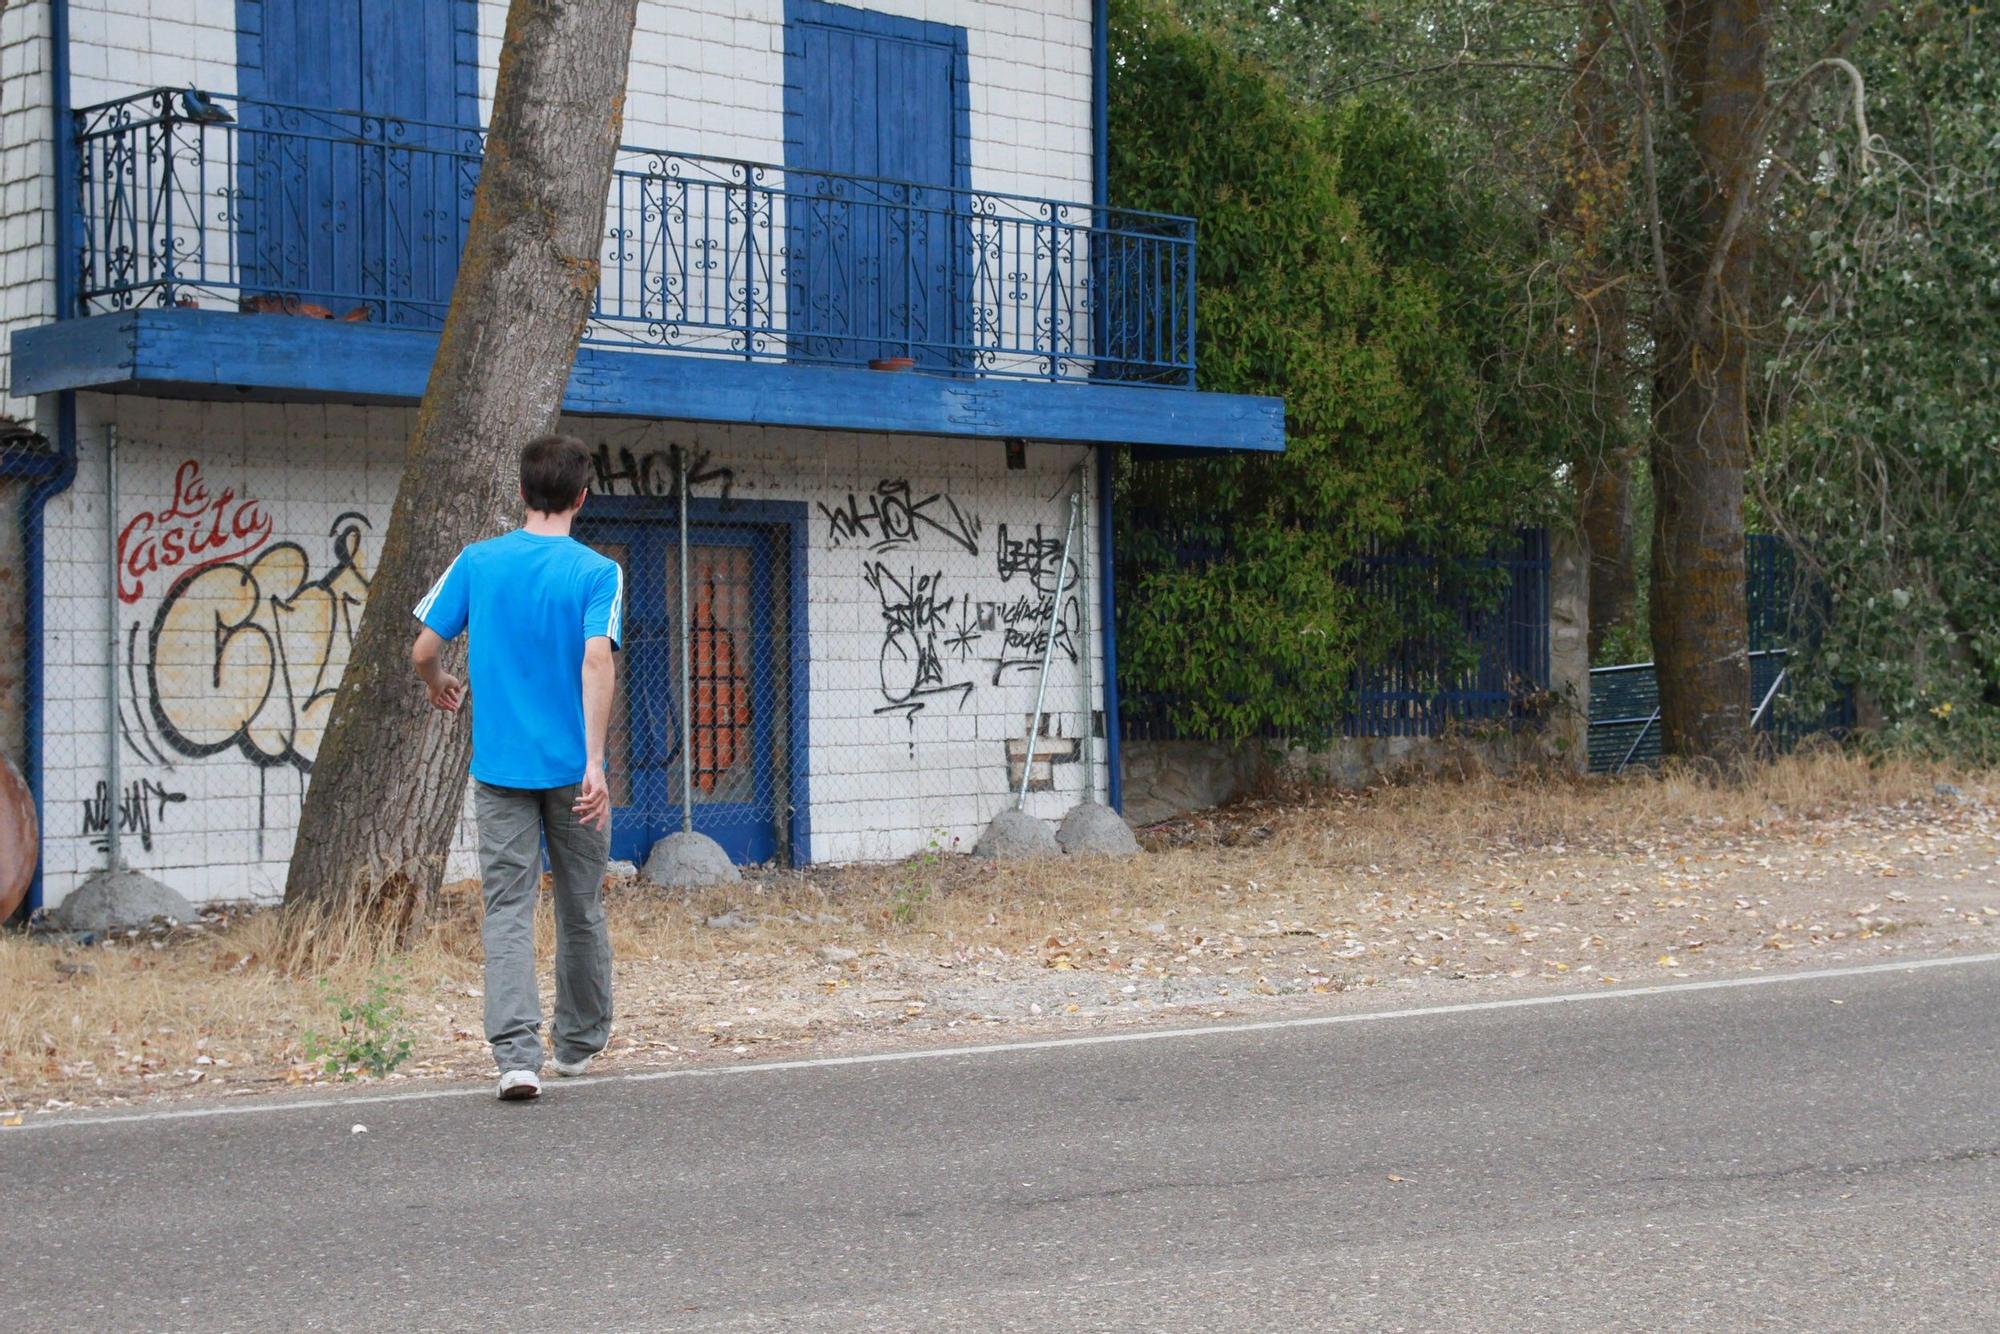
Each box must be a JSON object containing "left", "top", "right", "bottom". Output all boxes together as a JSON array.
[
  {"left": 606, "top": 562, "right": 624, "bottom": 642},
  {"left": 413, "top": 554, "right": 459, "bottom": 620}
]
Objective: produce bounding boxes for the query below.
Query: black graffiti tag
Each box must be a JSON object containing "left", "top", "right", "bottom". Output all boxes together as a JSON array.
[
  {"left": 82, "top": 777, "right": 187, "bottom": 854},
  {"left": 980, "top": 593, "right": 1081, "bottom": 684},
  {"left": 865, "top": 562, "right": 975, "bottom": 728},
  {"left": 987, "top": 524, "right": 1082, "bottom": 681},
  {"left": 589, "top": 441, "right": 735, "bottom": 503},
  {"left": 821, "top": 480, "right": 982, "bottom": 556},
  {"left": 995, "top": 523, "right": 1076, "bottom": 595}
]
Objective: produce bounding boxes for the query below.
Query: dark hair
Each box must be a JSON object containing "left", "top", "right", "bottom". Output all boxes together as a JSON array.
[{"left": 519, "top": 434, "right": 592, "bottom": 514}]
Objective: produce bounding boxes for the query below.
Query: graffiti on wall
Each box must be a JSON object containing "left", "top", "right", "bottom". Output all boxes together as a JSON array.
[
  {"left": 116, "top": 460, "right": 274, "bottom": 604},
  {"left": 820, "top": 481, "right": 983, "bottom": 556},
  {"left": 841, "top": 481, "right": 1089, "bottom": 744},
  {"left": 865, "top": 561, "right": 976, "bottom": 727},
  {"left": 995, "top": 523, "right": 1069, "bottom": 590},
  {"left": 136, "top": 511, "right": 373, "bottom": 772},
  {"left": 985, "top": 522, "right": 1082, "bottom": 683},
  {"left": 77, "top": 453, "right": 382, "bottom": 870},
  {"left": 81, "top": 776, "right": 187, "bottom": 854},
  {"left": 979, "top": 593, "right": 1081, "bottom": 685},
  {"left": 589, "top": 441, "right": 735, "bottom": 504}
]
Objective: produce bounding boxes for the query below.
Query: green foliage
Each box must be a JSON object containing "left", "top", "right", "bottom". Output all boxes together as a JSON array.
[
  {"left": 1109, "top": 0, "right": 1568, "bottom": 738},
  {"left": 891, "top": 829, "right": 953, "bottom": 925},
  {"left": 302, "top": 973, "right": 415, "bottom": 1081},
  {"left": 1759, "top": 4, "right": 2000, "bottom": 759}
]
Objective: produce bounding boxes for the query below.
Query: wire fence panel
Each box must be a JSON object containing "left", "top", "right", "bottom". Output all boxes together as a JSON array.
[
  {"left": 1342, "top": 529, "right": 1550, "bottom": 738},
  {"left": 577, "top": 510, "right": 796, "bottom": 868},
  {"left": 1587, "top": 534, "right": 1852, "bottom": 773}
]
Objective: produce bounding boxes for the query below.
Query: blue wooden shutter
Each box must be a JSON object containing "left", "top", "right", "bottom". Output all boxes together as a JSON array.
[
  {"left": 790, "top": 13, "right": 961, "bottom": 366},
  {"left": 238, "top": 0, "right": 476, "bottom": 326}
]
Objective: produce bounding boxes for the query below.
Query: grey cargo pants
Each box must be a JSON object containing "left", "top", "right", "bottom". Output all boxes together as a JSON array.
[{"left": 474, "top": 781, "right": 613, "bottom": 1074}]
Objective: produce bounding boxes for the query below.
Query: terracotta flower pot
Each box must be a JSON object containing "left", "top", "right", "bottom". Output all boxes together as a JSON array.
[{"left": 868, "top": 356, "right": 917, "bottom": 371}]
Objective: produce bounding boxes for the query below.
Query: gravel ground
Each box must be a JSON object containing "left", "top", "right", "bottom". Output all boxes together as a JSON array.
[{"left": 602, "top": 786, "right": 2000, "bottom": 1059}]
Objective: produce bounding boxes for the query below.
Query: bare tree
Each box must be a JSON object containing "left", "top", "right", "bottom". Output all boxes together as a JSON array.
[{"left": 284, "top": 0, "right": 640, "bottom": 921}]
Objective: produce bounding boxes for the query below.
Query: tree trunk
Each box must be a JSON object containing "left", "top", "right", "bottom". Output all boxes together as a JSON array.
[
  {"left": 284, "top": 0, "right": 639, "bottom": 917},
  {"left": 1648, "top": 0, "right": 1763, "bottom": 761},
  {"left": 1559, "top": 0, "right": 1639, "bottom": 659},
  {"left": 1578, "top": 397, "right": 1639, "bottom": 657}
]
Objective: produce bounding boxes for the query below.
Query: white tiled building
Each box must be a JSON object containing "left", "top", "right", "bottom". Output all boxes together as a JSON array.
[{"left": 1, "top": 0, "right": 1280, "bottom": 911}]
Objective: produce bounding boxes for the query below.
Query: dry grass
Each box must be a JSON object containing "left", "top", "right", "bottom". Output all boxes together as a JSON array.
[{"left": 4, "top": 749, "right": 1992, "bottom": 1116}]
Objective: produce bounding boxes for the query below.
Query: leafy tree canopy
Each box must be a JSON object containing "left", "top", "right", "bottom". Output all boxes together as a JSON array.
[
  {"left": 1759, "top": 4, "right": 2000, "bottom": 757},
  {"left": 1109, "top": 0, "right": 1571, "bottom": 740}
]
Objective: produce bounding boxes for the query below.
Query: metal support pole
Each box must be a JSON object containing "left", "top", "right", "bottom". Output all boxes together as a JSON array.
[
  {"left": 1017, "top": 474, "right": 1083, "bottom": 811},
  {"left": 678, "top": 449, "right": 693, "bottom": 835},
  {"left": 1076, "top": 460, "right": 1096, "bottom": 801},
  {"left": 1751, "top": 666, "right": 1788, "bottom": 729},
  {"left": 103, "top": 424, "right": 121, "bottom": 870},
  {"left": 1614, "top": 707, "right": 1658, "bottom": 776}
]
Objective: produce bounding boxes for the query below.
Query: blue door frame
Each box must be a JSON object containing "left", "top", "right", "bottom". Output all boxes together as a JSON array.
[{"left": 577, "top": 497, "right": 811, "bottom": 868}]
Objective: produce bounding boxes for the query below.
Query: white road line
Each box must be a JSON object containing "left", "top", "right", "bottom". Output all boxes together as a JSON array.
[{"left": 9, "top": 951, "right": 1999, "bottom": 1135}]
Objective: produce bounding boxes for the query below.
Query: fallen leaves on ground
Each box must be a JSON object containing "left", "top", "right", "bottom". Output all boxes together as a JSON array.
[{"left": 3, "top": 755, "right": 1996, "bottom": 1116}]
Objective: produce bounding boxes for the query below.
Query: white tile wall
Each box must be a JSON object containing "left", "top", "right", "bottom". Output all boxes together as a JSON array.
[
  {"left": 12, "top": 1, "right": 1107, "bottom": 906},
  {"left": 66, "top": 0, "right": 239, "bottom": 112},
  {"left": 36, "top": 391, "right": 1110, "bottom": 908},
  {"left": 0, "top": 0, "right": 54, "bottom": 421},
  {"left": 52, "top": 1, "right": 1090, "bottom": 194}
]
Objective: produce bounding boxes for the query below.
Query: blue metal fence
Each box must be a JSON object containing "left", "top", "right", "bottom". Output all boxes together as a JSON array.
[
  {"left": 71, "top": 87, "right": 1198, "bottom": 386},
  {"left": 1343, "top": 529, "right": 1550, "bottom": 737},
  {"left": 1120, "top": 528, "right": 1553, "bottom": 742}
]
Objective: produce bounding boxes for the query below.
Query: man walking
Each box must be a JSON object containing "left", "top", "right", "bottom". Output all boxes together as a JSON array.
[{"left": 410, "top": 434, "right": 623, "bottom": 1101}]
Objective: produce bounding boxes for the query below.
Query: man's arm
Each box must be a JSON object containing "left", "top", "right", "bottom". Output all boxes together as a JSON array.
[
  {"left": 410, "top": 627, "right": 462, "bottom": 712},
  {"left": 572, "top": 636, "right": 615, "bottom": 831}
]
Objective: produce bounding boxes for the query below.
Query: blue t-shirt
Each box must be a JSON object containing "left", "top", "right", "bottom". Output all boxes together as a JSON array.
[{"left": 413, "top": 529, "right": 623, "bottom": 789}]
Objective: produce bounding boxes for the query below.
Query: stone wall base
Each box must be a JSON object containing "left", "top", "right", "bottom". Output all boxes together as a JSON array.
[{"left": 1122, "top": 720, "right": 1587, "bottom": 826}]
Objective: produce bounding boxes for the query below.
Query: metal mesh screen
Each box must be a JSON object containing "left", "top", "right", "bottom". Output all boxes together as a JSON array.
[
  {"left": 578, "top": 505, "right": 796, "bottom": 869},
  {"left": 12, "top": 404, "right": 1109, "bottom": 913},
  {"left": 2, "top": 421, "right": 65, "bottom": 915},
  {"left": 11, "top": 417, "right": 394, "bottom": 913}
]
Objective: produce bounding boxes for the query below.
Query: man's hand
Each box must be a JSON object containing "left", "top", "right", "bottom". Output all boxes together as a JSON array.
[
  {"left": 412, "top": 628, "right": 463, "bottom": 713},
  {"left": 425, "top": 672, "right": 463, "bottom": 713},
  {"left": 573, "top": 762, "right": 611, "bottom": 831}
]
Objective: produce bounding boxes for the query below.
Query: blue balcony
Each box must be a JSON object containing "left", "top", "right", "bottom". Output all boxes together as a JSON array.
[{"left": 14, "top": 88, "right": 1282, "bottom": 452}]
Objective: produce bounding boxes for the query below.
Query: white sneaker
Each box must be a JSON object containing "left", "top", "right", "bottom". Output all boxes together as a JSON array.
[
  {"left": 497, "top": 1069, "right": 542, "bottom": 1100},
  {"left": 550, "top": 1053, "right": 594, "bottom": 1078}
]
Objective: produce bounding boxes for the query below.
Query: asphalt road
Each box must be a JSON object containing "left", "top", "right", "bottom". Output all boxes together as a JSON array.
[{"left": 5, "top": 957, "right": 1999, "bottom": 1332}]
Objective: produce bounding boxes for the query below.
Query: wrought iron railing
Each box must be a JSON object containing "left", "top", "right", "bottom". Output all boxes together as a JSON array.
[{"left": 72, "top": 88, "right": 1198, "bottom": 385}]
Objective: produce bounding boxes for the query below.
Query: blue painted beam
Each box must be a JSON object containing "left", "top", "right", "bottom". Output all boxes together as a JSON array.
[{"left": 11, "top": 310, "right": 1287, "bottom": 453}]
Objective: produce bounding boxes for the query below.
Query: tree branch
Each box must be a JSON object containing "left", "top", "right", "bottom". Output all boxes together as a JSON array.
[
  {"left": 1692, "top": 2, "right": 1891, "bottom": 336},
  {"left": 1608, "top": 0, "right": 1672, "bottom": 303},
  {"left": 1330, "top": 56, "right": 1573, "bottom": 100}
]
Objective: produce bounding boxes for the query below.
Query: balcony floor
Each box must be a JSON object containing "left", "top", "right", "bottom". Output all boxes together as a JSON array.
[{"left": 11, "top": 310, "right": 1284, "bottom": 453}]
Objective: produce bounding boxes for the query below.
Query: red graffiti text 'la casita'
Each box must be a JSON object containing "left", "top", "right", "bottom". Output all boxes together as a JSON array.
[{"left": 117, "top": 460, "right": 274, "bottom": 604}]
